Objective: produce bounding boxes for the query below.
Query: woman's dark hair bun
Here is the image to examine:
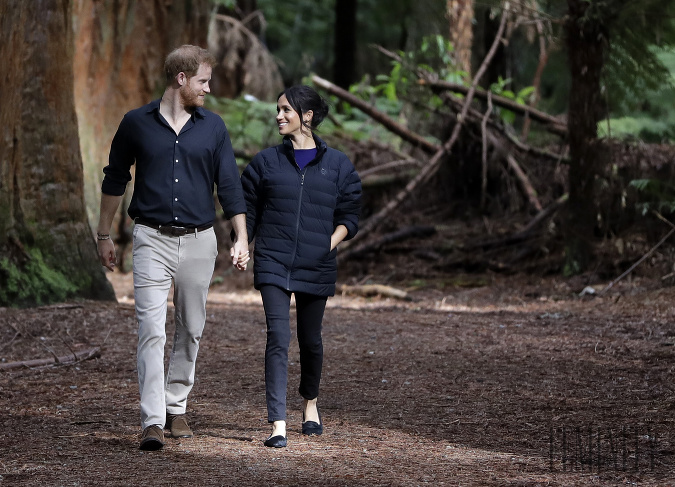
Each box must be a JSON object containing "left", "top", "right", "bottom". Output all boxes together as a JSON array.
[{"left": 278, "top": 85, "right": 330, "bottom": 129}]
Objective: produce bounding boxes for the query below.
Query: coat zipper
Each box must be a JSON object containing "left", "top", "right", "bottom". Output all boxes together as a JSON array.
[{"left": 287, "top": 170, "right": 305, "bottom": 289}]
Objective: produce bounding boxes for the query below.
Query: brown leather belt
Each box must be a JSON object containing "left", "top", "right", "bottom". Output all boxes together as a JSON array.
[{"left": 135, "top": 218, "right": 213, "bottom": 237}]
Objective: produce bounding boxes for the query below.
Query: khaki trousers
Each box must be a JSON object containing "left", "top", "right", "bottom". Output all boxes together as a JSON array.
[{"left": 132, "top": 224, "right": 217, "bottom": 429}]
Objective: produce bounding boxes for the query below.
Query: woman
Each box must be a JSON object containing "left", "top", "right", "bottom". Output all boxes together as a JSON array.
[{"left": 241, "top": 85, "right": 361, "bottom": 448}]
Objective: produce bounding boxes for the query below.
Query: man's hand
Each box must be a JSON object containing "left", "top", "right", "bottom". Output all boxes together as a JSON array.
[
  {"left": 230, "top": 240, "right": 250, "bottom": 271},
  {"left": 229, "top": 213, "right": 249, "bottom": 271},
  {"left": 97, "top": 239, "right": 117, "bottom": 271}
]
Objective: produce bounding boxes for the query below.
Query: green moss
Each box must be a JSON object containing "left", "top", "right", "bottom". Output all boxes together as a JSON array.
[{"left": 0, "top": 248, "right": 78, "bottom": 307}]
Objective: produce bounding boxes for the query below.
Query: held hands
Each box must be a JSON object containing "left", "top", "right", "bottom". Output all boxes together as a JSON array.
[{"left": 230, "top": 242, "right": 250, "bottom": 271}]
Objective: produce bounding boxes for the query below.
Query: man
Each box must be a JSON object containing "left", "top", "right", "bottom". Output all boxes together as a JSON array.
[{"left": 96, "top": 45, "right": 249, "bottom": 451}]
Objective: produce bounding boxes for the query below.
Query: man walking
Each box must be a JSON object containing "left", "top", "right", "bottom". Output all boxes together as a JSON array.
[{"left": 96, "top": 45, "right": 249, "bottom": 450}]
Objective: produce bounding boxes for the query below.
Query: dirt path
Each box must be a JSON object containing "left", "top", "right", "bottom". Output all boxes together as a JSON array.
[{"left": 1, "top": 274, "right": 674, "bottom": 486}]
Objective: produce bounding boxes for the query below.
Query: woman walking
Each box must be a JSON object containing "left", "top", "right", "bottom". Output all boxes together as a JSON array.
[{"left": 241, "top": 85, "right": 361, "bottom": 448}]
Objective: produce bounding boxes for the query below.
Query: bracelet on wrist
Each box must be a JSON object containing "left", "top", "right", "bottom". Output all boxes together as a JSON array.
[{"left": 96, "top": 233, "right": 111, "bottom": 241}]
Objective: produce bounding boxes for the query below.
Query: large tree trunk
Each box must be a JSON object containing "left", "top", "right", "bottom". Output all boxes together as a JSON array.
[
  {"left": 334, "top": 0, "right": 358, "bottom": 89},
  {"left": 446, "top": 0, "right": 474, "bottom": 76},
  {"left": 0, "top": 0, "right": 115, "bottom": 306},
  {"left": 563, "top": 0, "right": 607, "bottom": 274},
  {"left": 73, "top": 0, "right": 211, "bottom": 233}
]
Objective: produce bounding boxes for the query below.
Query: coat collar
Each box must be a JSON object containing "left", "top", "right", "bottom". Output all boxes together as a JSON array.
[{"left": 282, "top": 133, "right": 328, "bottom": 161}]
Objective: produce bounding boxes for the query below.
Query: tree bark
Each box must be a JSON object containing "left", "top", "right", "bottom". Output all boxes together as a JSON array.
[
  {"left": 563, "top": 0, "right": 607, "bottom": 274},
  {"left": 0, "top": 0, "right": 115, "bottom": 306},
  {"left": 73, "top": 0, "right": 212, "bottom": 232},
  {"left": 446, "top": 0, "right": 475, "bottom": 76}
]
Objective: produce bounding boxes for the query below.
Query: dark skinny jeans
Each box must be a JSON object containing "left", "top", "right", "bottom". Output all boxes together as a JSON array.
[{"left": 260, "top": 284, "right": 327, "bottom": 423}]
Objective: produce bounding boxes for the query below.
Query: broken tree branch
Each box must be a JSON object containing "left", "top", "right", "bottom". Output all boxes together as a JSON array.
[
  {"left": 312, "top": 75, "right": 438, "bottom": 154},
  {"left": 371, "top": 43, "right": 565, "bottom": 137},
  {"left": 419, "top": 79, "right": 566, "bottom": 136},
  {"left": 0, "top": 347, "right": 101, "bottom": 371},
  {"left": 338, "top": 284, "right": 409, "bottom": 300},
  {"left": 599, "top": 212, "right": 675, "bottom": 295},
  {"left": 333, "top": 2, "right": 512, "bottom": 252},
  {"left": 505, "top": 153, "right": 542, "bottom": 212},
  {"left": 341, "top": 225, "right": 437, "bottom": 260},
  {"left": 481, "top": 91, "right": 493, "bottom": 209},
  {"left": 465, "top": 193, "right": 567, "bottom": 250}
]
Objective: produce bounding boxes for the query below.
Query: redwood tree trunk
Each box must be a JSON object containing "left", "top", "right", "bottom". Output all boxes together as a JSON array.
[
  {"left": 73, "top": 0, "right": 211, "bottom": 232},
  {"left": 0, "top": 0, "right": 115, "bottom": 306},
  {"left": 72, "top": 0, "right": 211, "bottom": 270},
  {"left": 564, "top": 0, "right": 607, "bottom": 274},
  {"left": 447, "top": 0, "right": 474, "bottom": 76}
]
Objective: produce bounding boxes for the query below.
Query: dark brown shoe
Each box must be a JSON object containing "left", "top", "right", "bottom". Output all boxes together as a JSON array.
[
  {"left": 139, "top": 425, "right": 164, "bottom": 451},
  {"left": 166, "top": 413, "right": 193, "bottom": 438}
]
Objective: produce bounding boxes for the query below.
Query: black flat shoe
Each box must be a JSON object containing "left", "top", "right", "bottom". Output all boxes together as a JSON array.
[
  {"left": 302, "top": 407, "right": 323, "bottom": 436},
  {"left": 263, "top": 435, "right": 287, "bottom": 448}
]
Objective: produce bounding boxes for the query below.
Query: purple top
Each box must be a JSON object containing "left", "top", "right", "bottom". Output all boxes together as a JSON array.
[{"left": 294, "top": 148, "right": 317, "bottom": 170}]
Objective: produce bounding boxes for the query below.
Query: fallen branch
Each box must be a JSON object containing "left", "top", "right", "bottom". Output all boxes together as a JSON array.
[
  {"left": 0, "top": 347, "right": 101, "bottom": 371},
  {"left": 372, "top": 43, "right": 565, "bottom": 136},
  {"left": 338, "top": 284, "right": 409, "bottom": 300},
  {"left": 599, "top": 213, "right": 675, "bottom": 296},
  {"left": 505, "top": 153, "right": 542, "bottom": 212},
  {"left": 341, "top": 225, "right": 437, "bottom": 260},
  {"left": 358, "top": 158, "right": 423, "bottom": 178},
  {"left": 443, "top": 93, "right": 568, "bottom": 163},
  {"left": 336, "top": 2, "right": 512, "bottom": 252},
  {"left": 420, "top": 79, "right": 566, "bottom": 136},
  {"left": 361, "top": 170, "right": 419, "bottom": 188},
  {"left": 465, "top": 193, "right": 567, "bottom": 250},
  {"left": 312, "top": 75, "right": 438, "bottom": 154},
  {"left": 480, "top": 91, "right": 493, "bottom": 209}
]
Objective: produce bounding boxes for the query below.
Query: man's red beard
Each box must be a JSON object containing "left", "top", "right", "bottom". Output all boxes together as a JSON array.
[{"left": 179, "top": 83, "right": 204, "bottom": 108}]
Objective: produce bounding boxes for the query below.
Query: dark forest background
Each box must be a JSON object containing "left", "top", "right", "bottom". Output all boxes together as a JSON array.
[{"left": 2, "top": 0, "right": 675, "bottom": 306}]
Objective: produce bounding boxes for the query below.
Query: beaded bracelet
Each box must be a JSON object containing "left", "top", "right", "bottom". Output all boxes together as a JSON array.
[{"left": 96, "top": 233, "right": 111, "bottom": 241}]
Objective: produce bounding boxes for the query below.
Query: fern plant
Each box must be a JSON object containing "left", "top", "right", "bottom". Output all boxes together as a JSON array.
[{"left": 629, "top": 179, "right": 675, "bottom": 215}]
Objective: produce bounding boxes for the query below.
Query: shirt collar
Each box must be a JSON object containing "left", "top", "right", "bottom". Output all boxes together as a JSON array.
[{"left": 146, "top": 98, "right": 206, "bottom": 119}]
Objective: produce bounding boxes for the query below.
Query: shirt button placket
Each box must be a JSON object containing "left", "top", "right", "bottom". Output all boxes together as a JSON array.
[{"left": 173, "top": 138, "right": 179, "bottom": 223}]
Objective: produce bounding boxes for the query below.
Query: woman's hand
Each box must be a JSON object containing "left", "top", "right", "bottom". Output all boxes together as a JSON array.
[
  {"left": 330, "top": 225, "right": 349, "bottom": 251},
  {"left": 230, "top": 242, "right": 250, "bottom": 271}
]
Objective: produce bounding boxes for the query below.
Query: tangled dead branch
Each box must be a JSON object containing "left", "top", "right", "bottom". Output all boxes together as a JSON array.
[{"left": 0, "top": 347, "right": 101, "bottom": 370}]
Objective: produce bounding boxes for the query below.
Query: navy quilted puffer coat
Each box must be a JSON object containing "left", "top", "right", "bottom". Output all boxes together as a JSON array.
[{"left": 241, "top": 135, "right": 361, "bottom": 296}]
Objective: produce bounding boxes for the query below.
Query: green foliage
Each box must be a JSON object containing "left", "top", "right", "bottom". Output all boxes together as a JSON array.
[
  {"left": 563, "top": 253, "right": 584, "bottom": 277},
  {"left": 206, "top": 96, "right": 279, "bottom": 157},
  {"left": 589, "top": 1, "right": 675, "bottom": 119},
  {"left": 212, "top": 0, "right": 237, "bottom": 8},
  {"left": 628, "top": 179, "right": 675, "bottom": 215},
  {"left": 256, "top": 0, "right": 336, "bottom": 84},
  {"left": 0, "top": 248, "right": 78, "bottom": 307},
  {"left": 489, "top": 77, "right": 535, "bottom": 125},
  {"left": 600, "top": 50, "right": 675, "bottom": 142},
  {"left": 206, "top": 87, "right": 408, "bottom": 160},
  {"left": 256, "top": 0, "right": 448, "bottom": 85},
  {"left": 362, "top": 34, "right": 465, "bottom": 104}
]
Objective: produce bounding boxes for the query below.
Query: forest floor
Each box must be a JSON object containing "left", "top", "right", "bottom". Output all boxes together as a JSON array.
[{"left": 1, "top": 266, "right": 674, "bottom": 486}]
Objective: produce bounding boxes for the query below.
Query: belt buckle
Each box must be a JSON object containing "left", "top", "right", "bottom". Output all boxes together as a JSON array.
[{"left": 160, "top": 225, "right": 187, "bottom": 237}]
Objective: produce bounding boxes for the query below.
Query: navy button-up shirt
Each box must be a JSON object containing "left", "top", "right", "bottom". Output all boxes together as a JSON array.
[{"left": 101, "top": 99, "right": 246, "bottom": 226}]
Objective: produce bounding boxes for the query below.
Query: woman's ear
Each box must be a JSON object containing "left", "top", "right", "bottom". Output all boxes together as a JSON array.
[{"left": 304, "top": 109, "right": 314, "bottom": 124}]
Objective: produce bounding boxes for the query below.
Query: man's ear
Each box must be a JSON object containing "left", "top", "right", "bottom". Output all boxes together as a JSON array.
[{"left": 176, "top": 72, "right": 187, "bottom": 86}]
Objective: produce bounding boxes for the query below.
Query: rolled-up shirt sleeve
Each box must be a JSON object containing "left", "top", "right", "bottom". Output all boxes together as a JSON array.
[
  {"left": 101, "top": 115, "right": 134, "bottom": 196},
  {"left": 214, "top": 125, "right": 247, "bottom": 220}
]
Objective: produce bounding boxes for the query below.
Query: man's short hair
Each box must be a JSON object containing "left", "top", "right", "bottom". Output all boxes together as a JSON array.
[{"left": 164, "top": 45, "right": 217, "bottom": 83}]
